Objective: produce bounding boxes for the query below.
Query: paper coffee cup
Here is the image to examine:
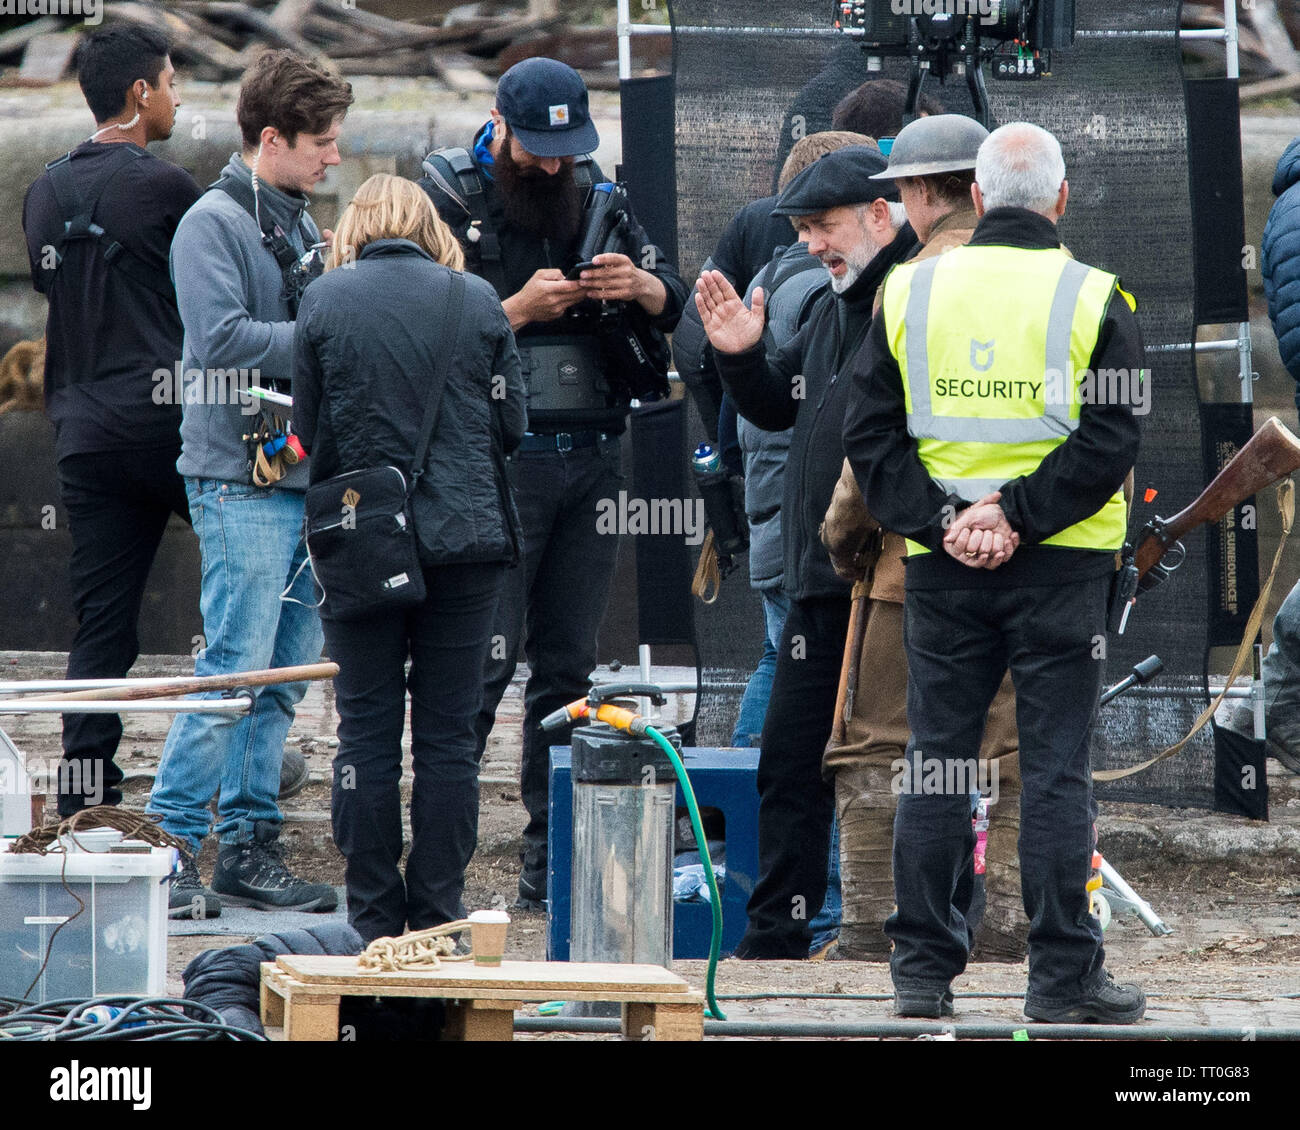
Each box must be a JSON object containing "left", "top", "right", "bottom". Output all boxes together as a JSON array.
[{"left": 468, "top": 909, "right": 510, "bottom": 966}]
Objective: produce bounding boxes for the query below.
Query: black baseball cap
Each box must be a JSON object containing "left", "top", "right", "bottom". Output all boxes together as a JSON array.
[
  {"left": 770, "top": 144, "right": 900, "bottom": 216},
  {"left": 496, "top": 57, "right": 600, "bottom": 159}
]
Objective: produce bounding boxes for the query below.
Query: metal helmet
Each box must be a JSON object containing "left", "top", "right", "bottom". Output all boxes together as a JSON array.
[{"left": 869, "top": 114, "right": 990, "bottom": 180}]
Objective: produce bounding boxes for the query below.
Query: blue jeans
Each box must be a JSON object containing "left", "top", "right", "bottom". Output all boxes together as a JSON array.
[
  {"left": 731, "top": 589, "right": 790, "bottom": 747},
  {"left": 147, "top": 480, "right": 323, "bottom": 855},
  {"left": 1261, "top": 578, "right": 1300, "bottom": 752}
]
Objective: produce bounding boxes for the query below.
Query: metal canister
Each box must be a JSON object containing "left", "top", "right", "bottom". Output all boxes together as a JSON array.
[
  {"left": 691, "top": 442, "right": 720, "bottom": 477},
  {"left": 569, "top": 721, "right": 680, "bottom": 1006}
]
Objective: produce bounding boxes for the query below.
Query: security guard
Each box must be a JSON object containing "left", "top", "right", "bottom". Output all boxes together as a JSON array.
[
  {"left": 820, "top": 114, "right": 1029, "bottom": 963},
  {"left": 842, "top": 122, "right": 1146, "bottom": 1022},
  {"left": 417, "top": 58, "right": 687, "bottom": 908}
]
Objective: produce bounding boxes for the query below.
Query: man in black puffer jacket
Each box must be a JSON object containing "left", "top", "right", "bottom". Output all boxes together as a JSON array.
[{"left": 697, "top": 145, "right": 916, "bottom": 958}]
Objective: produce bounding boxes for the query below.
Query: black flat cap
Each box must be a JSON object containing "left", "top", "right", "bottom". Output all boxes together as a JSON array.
[{"left": 770, "top": 144, "right": 899, "bottom": 216}]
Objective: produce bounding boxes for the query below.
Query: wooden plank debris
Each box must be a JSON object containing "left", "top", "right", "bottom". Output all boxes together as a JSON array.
[
  {"left": 0, "top": 0, "right": 666, "bottom": 89},
  {"left": 15, "top": 33, "right": 81, "bottom": 88}
]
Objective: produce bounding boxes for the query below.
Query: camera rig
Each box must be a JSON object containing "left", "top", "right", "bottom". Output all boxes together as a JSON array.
[{"left": 833, "top": 1, "right": 1075, "bottom": 125}]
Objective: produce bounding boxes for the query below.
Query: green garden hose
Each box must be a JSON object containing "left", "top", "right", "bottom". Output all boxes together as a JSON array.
[{"left": 645, "top": 724, "right": 726, "bottom": 1021}]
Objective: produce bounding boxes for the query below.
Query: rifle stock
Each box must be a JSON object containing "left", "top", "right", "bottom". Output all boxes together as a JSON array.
[
  {"left": 828, "top": 582, "right": 870, "bottom": 750},
  {"left": 1134, "top": 416, "right": 1300, "bottom": 580}
]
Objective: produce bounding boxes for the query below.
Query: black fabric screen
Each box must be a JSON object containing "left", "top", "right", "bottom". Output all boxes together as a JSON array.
[
  {"left": 1185, "top": 77, "right": 1250, "bottom": 325},
  {"left": 630, "top": 398, "right": 695, "bottom": 646},
  {"left": 672, "top": 0, "right": 1220, "bottom": 806},
  {"left": 619, "top": 74, "right": 679, "bottom": 267}
]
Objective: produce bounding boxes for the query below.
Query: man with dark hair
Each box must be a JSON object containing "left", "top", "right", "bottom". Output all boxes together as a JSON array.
[
  {"left": 831, "top": 78, "right": 945, "bottom": 140},
  {"left": 22, "top": 25, "right": 199, "bottom": 818},
  {"left": 418, "top": 57, "right": 687, "bottom": 909},
  {"left": 146, "top": 50, "right": 353, "bottom": 918},
  {"left": 677, "top": 78, "right": 925, "bottom": 442}
]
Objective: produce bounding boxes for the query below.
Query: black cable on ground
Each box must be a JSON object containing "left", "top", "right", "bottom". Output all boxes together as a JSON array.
[{"left": 0, "top": 996, "right": 266, "bottom": 1041}]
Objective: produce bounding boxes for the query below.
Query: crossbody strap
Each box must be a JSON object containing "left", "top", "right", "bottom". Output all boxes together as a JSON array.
[{"left": 408, "top": 270, "right": 467, "bottom": 494}]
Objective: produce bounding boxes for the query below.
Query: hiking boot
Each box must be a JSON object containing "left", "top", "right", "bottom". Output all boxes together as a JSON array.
[
  {"left": 211, "top": 822, "right": 337, "bottom": 912},
  {"left": 1024, "top": 971, "right": 1146, "bottom": 1024},
  {"left": 168, "top": 852, "right": 222, "bottom": 920},
  {"left": 894, "top": 987, "right": 954, "bottom": 1018},
  {"left": 278, "top": 747, "right": 310, "bottom": 800}
]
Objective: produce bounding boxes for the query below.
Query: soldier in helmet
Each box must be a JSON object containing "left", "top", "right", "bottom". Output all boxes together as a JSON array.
[{"left": 819, "top": 115, "right": 1031, "bottom": 964}]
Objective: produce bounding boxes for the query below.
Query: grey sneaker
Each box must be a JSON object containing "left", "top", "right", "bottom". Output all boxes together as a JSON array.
[
  {"left": 168, "top": 852, "right": 222, "bottom": 920},
  {"left": 211, "top": 823, "right": 337, "bottom": 912},
  {"left": 1024, "top": 971, "right": 1146, "bottom": 1024}
]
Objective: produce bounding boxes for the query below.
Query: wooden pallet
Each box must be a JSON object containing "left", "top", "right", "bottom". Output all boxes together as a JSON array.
[{"left": 260, "top": 955, "right": 706, "bottom": 1042}]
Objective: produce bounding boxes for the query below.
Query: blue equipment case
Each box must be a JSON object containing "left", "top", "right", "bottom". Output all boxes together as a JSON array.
[{"left": 546, "top": 746, "right": 760, "bottom": 961}]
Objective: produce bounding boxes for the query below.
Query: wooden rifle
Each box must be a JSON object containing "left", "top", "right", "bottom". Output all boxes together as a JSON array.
[{"left": 1110, "top": 417, "right": 1300, "bottom": 632}]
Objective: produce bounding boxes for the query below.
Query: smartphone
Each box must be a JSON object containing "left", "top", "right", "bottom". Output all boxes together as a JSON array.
[{"left": 566, "top": 260, "right": 599, "bottom": 280}]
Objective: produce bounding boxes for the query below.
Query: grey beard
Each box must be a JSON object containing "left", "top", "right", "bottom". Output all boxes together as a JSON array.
[{"left": 827, "top": 235, "right": 883, "bottom": 294}]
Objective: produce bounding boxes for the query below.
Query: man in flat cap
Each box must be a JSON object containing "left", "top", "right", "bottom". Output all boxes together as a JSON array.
[{"left": 696, "top": 144, "right": 917, "bottom": 958}]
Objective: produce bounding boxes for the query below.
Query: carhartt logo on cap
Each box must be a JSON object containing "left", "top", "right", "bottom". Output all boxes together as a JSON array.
[{"left": 549, "top": 104, "right": 570, "bottom": 126}]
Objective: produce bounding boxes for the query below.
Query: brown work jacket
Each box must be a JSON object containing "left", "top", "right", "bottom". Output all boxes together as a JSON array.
[{"left": 821, "top": 206, "right": 979, "bottom": 602}]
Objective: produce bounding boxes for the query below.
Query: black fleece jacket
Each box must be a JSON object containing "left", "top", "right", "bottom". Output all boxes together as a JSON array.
[
  {"left": 715, "top": 223, "right": 919, "bottom": 601},
  {"left": 842, "top": 207, "right": 1144, "bottom": 590}
]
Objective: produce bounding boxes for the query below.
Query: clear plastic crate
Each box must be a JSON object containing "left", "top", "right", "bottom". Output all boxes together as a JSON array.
[{"left": 0, "top": 844, "right": 176, "bottom": 1003}]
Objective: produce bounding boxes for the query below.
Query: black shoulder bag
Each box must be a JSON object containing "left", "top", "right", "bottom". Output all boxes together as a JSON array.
[{"left": 304, "top": 272, "right": 466, "bottom": 621}]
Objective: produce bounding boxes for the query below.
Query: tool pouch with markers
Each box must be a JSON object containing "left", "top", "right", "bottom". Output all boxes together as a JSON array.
[{"left": 247, "top": 408, "right": 290, "bottom": 487}]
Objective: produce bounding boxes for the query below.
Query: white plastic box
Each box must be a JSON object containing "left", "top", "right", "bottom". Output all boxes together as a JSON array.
[{"left": 0, "top": 843, "right": 177, "bottom": 1003}]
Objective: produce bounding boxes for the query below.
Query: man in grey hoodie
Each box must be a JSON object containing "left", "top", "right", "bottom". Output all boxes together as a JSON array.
[{"left": 147, "top": 50, "right": 354, "bottom": 917}]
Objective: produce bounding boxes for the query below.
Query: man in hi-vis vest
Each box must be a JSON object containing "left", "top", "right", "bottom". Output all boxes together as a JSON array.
[{"left": 843, "top": 122, "right": 1146, "bottom": 1024}]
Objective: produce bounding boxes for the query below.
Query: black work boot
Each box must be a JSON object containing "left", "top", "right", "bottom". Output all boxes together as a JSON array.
[
  {"left": 515, "top": 867, "right": 547, "bottom": 911},
  {"left": 168, "top": 851, "right": 222, "bottom": 920},
  {"left": 1024, "top": 970, "right": 1147, "bottom": 1024},
  {"left": 893, "top": 986, "right": 955, "bottom": 1019},
  {"left": 212, "top": 822, "right": 337, "bottom": 912},
  {"left": 278, "top": 747, "right": 310, "bottom": 800}
]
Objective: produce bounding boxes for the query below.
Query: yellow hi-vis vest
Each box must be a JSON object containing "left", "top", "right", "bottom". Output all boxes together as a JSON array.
[{"left": 880, "top": 244, "right": 1134, "bottom": 557}]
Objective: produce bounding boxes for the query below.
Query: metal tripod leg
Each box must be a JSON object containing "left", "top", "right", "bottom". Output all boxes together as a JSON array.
[{"left": 1098, "top": 856, "right": 1174, "bottom": 937}]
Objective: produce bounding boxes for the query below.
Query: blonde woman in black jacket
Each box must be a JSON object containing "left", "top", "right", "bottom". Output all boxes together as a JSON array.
[{"left": 293, "top": 174, "right": 526, "bottom": 943}]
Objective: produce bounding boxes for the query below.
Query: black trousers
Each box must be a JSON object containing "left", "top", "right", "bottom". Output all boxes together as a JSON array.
[
  {"left": 472, "top": 440, "right": 622, "bottom": 892},
  {"left": 326, "top": 561, "right": 506, "bottom": 945},
  {"left": 889, "top": 578, "right": 1109, "bottom": 1005},
  {"left": 736, "top": 595, "right": 847, "bottom": 958},
  {"left": 56, "top": 445, "right": 190, "bottom": 816}
]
